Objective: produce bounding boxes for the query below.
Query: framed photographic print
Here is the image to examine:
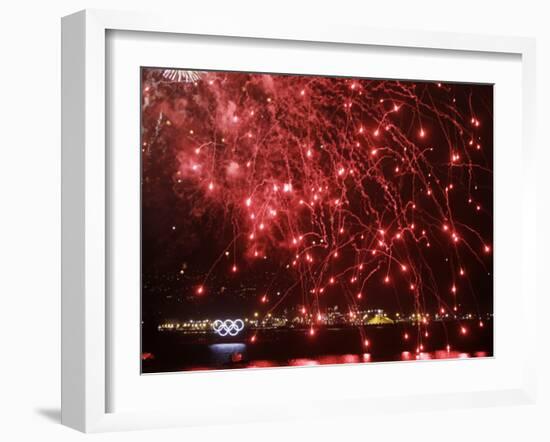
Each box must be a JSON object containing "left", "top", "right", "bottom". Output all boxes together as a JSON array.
[
  {"left": 140, "top": 68, "right": 494, "bottom": 373},
  {"left": 61, "top": 9, "right": 537, "bottom": 432}
]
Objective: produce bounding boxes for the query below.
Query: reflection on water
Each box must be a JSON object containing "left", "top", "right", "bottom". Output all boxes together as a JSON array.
[
  {"left": 401, "top": 350, "right": 487, "bottom": 361},
  {"left": 142, "top": 321, "right": 493, "bottom": 373},
  {"left": 209, "top": 343, "right": 247, "bottom": 365},
  {"left": 205, "top": 343, "right": 488, "bottom": 369}
]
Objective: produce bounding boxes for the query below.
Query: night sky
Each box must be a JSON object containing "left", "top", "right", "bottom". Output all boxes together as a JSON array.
[{"left": 141, "top": 68, "right": 493, "bottom": 325}]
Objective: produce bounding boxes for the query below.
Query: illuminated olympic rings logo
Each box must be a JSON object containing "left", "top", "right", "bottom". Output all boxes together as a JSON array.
[{"left": 212, "top": 319, "right": 245, "bottom": 337}]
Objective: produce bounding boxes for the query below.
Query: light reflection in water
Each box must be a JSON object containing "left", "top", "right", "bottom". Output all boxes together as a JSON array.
[
  {"left": 202, "top": 344, "right": 488, "bottom": 369},
  {"left": 247, "top": 360, "right": 275, "bottom": 368},
  {"left": 286, "top": 354, "right": 371, "bottom": 367},
  {"left": 209, "top": 343, "right": 247, "bottom": 365},
  {"left": 318, "top": 354, "right": 361, "bottom": 365},
  {"left": 400, "top": 350, "right": 488, "bottom": 361},
  {"left": 289, "top": 358, "right": 320, "bottom": 366}
]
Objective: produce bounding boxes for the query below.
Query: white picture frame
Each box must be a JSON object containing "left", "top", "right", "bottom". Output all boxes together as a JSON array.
[{"left": 61, "top": 9, "right": 537, "bottom": 433}]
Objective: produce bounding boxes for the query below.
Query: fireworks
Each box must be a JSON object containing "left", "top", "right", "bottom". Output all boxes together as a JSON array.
[
  {"left": 161, "top": 69, "right": 204, "bottom": 83},
  {"left": 142, "top": 68, "right": 493, "bottom": 355}
]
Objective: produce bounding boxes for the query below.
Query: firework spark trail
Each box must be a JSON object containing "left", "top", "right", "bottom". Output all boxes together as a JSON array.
[
  {"left": 142, "top": 69, "right": 493, "bottom": 351},
  {"left": 162, "top": 69, "right": 204, "bottom": 83}
]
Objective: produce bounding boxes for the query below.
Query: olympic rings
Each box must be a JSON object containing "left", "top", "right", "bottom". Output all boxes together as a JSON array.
[{"left": 212, "top": 319, "right": 245, "bottom": 337}]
